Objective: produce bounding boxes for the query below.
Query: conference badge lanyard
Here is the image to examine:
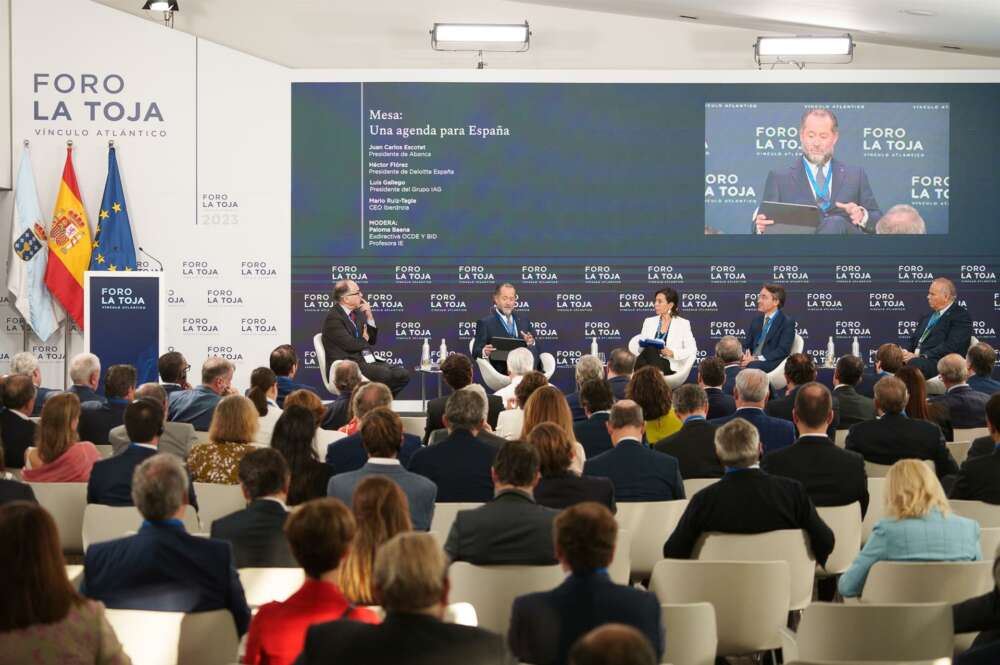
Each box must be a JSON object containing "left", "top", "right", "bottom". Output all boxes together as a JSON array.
[
  {"left": 916, "top": 310, "right": 944, "bottom": 350},
  {"left": 496, "top": 310, "right": 517, "bottom": 337},
  {"left": 802, "top": 157, "right": 833, "bottom": 212}
]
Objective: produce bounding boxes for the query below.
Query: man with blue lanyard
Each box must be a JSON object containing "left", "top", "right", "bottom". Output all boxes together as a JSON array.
[
  {"left": 472, "top": 282, "right": 539, "bottom": 375},
  {"left": 753, "top": 107, "right": 883, "bottom": 235},
  {"left": 903, "top": 277, "right": 973, "bottom": 380}
]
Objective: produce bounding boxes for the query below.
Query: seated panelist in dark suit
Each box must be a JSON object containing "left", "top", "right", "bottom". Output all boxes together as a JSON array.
[
  {"left": 765, "top": 354, "right": 840, "bottom": 437},
  {"left": 423, "top": 354, "right": 502, "bottom": 444},
  {"left": 931, "top": 353, "right": 991, "bottom": 430},
  {"left": 846, "top": 376, "right": 958, "bottom": 478},
  {"left": 902, "top": 277, "right": 973, "bottom": 380},
  {"left": 509, "top": 503, "right": 662, "bottom": 665},
  {"left": 754, "top": 108, "right": 882, "bottom": 236},
  {"left": 472, "top": 282, "right": 539, "bottom": 375},
  {"left": 664, "top": 417, "right": 835, "bottom": 567},
  {"left": 710, "top": 369, "right": 796, "bottom": 454},
  {"left": 445, "top": 440, "right": 558, "bottom": 565},
  {"left": 761, "top": 383, "right": 869, "bottom": 516},
  {"left": 325, "top": 383, "right": 421, "bottom": 474},
  {"left": 950, "top": 395, "right": 1000, "bottom": 505},
  {"left": 79, "top": 364, "right": 135, "bottom": 445},
  {"left": 741, "top": 283, "right": 796, "bottom": 374},
  {"left": 573, "top": 379, "right": 615, "bottom": 460},
  {"left": 582, "top": 401, "right": 684, "bottom": 503},
  {"left": 81, "top": 453, "right": 251, "bottom": 636},
  {"left": 654, "top": 385, "right": 723, "bottom": 479},
  {"left": 833, "top": 355, "right": 876, "bottom": 428},
  {"left": 967, "top": 343, "right": 1000, "bottom": 396},
  {"left": 530, "top": 423, "right": 615, "bottom": 513},
  {"left": 0, "top": 374, "right": 38, "bottom": 468},
  {"left": 211, "top": 448, "right": 296, "bottom": 568},
  {"left": 321, "top": 279, "right": 409, "bottom": 396},
  {"left": 698, "top": 357, "right": 737, "bottom": 418},
  {"left": 295, "top": 532, "right": 510, "bottom": 665}
]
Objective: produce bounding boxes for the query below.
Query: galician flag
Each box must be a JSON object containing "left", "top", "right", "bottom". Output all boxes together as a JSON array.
[
  {"left": 89, "top": 145, "right": 137, "bottom": 272},
  {"left": 44, "top": 145, "right": 93, "bottom": 330},
  {"left": 7, "top": 148, "right": 62, "bottom": 341}
]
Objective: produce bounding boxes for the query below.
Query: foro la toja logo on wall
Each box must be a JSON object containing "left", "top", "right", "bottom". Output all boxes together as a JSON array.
[
  {"left": 619, "top": 293, "right": 651, "bottom": 311},
  {"left": 331, "top": 265, "right": 368, "bottom": 282},
  {"left": 743, "top": 292, "right": 759, "bottom": 311},
  {"left": 910, "top": 176, "right": 948, "bottom": 206},
  {"left": 973, "top": 321, "right": 997, "bottom": 337},
  {"left": 863, "top": 127, "right": 925, "bottom": 157},
  {"left": 303, "top": 350, "right": 318, "bottom": 368},
  {"left": 394, "top": 321, "right": 431, "bottom": 339},
  {"left": 457, "top": 321, "right": 477, "bottom": 339},
  {"left": 206, "top": 289, "right": 243, "bottom": 306},
  {"left": 514, "top": 298, "right": 531, "bottom": 312},
  {"left": 555, "top": 294, "right": 592, "bottom": 311},
  {"left": 682, "top": 293, "right": 718, "bottom": 312},
  {"left": 32, "top": 73, "right": 166, "bottom": 138},
  {"left": 32, "top": 344, "right": 63, "bottom": 361},
  {"left": 869, "top": 292, "right": 906, "bottom": 311},
  {"left": 376, "top": 351, "right": 405, "bottom": 367},
  {"left": 167, "top": 289, "right": 185, "bottom": 305},
  {"left": 584, "top": 322, "right": 622, "bottom": 339},
  {"left": 534, "top": 321, "right": 558, "bottom": 340},
  {"left": 708, "top": 321, "right": 747, "bottom": 338},
  {"left": 835, "top": 265, "right": 872, "bottom": 283},
  {"left": 240, "top": 317, "right": 278, "bottom": 335},
  {"left": 100, "top": 287, "right": 146, "bottom": 310},
  {"left": 556, "top": 350, "right": 583, "bottom": 368},
  {"left": 584, "top": 265, "right": 621, "bottom": 283},
  {"left": 754, "top": 125, "right": 800, "bottom": 156},
  {"left": 807, "top": 293, "right": 844, "bottom": 311},
  {"left": 773, "top": 265, "right": 809, "bottom": 282},
  {"left": 182, "top": 317, "right": 220, "bottom": 335},
  {"left": 303, "top": 292, "right": 333, "bottom": 310},
  {"left": 704, "top": 173, "right": 756, "bottom": 202},
  {"left": 395, "top": 265, "right": 431, "bottom": 282},
  {"left": 430, "top": 293, "right": 466, "bottom": 311},
  {"left": 206, "top": 345, "right": 243, "bottom": 361},
  {"left": 4, "top": 316, "right": 27, "bottom": 334},
  {"left": 522, "top": 265, "right": 557, "bottom": 282},
  {"left": 241, "top": 261, "right": 277, "bottom": 278},
  {"left": 898, "top": 320, "right": 919, "bottom": 337},
  {"left": 182, "top": 260, "right": 220, "bottom": 278},
  {"left": 796, "top": 326, "right": 810, "bottom": 340},
  {"left": 960, "top": 265, "right": 997, "bottom": 284},
  {"left": 994, "top": 293, "right": 1000, "bottom": 311},
  {"left": 835, "top": 321, "right": 872, "bottom": 338},
  {"left": 898, "top": 265, "right": 934, "bottom": 282},
  {"left": 368, "top": 293, "right": 404, "bottom": 311},
  {"left": 647, "top": 265, "right": 684, "bottom": 282},
  {"left": 710, "top": 265, "right": 747, "bottom": 284},
  {"left": 458, "top": 265, "right": 494, "bottom": 282}
]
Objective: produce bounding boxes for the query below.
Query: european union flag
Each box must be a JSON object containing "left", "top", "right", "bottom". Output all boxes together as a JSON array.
[{"left": 89, "top": 146, "right": 137, "bottom": 272}]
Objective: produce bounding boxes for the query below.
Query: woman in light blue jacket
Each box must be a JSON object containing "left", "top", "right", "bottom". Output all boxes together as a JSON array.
[{"left": 839, "top": 458, "right": 981, "bottom": 598}]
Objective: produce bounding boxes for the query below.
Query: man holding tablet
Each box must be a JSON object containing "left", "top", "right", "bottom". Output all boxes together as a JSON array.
[{"left": 473, "top": 282, "right": 538, "bottom": 375}]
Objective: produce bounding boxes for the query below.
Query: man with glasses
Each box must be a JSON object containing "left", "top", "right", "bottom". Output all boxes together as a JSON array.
[
  {"left": 322, "top": 279, "right": 410, "bottom": 396},
  {"left": 158, "top": 351, "right": 192, "bottom": 394},
  {"left": 168, "top": 356, "right": 238, "bottom": 431}
]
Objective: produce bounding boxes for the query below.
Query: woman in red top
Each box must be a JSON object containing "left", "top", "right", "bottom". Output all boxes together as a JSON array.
[{"left": 243, "top": 497, "right": 379, "bottom": 665}]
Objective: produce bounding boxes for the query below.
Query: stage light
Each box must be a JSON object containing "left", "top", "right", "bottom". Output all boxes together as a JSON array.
[
  {"left": 754, "top": 35, "right": 854, "bottom": 68},
  {"left": 431, "top": 23, "right": 530, "bottom": 51},
  {"left": 142, "top": 0, "right": 178, "bottom": 28}
]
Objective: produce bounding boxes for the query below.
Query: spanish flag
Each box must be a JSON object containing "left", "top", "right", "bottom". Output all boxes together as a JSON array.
[{"left": 44, "top": 146, "right": 92, "bottom": 329}]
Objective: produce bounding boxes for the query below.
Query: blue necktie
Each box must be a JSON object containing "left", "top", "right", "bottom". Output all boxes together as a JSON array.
[
  {"left": 754, "top": 316, "right": 772, "bottom": 356},
  {"left": 815, "top": 164, "right": 829, "bottom": 208},
  {"left": 918, "top": 311, "right": 942, "bottom": 345}
]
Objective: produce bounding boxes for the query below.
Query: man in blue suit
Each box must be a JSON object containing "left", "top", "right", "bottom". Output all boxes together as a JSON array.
[
  {"left": 68, "top": 352, "right": 106, "bottom": 405},
  {"left": 711, "top": 368, "right": 795, "bottom": 454},
  {"left": 509, "top": 503, "right": 662, "bottom": 665},
  {"left": 82, "top": 453, "right": 251, "bottom": 636},
  {"left": 902, "top": 278, "right": 973, "bottom": 380},
  {"left": 713, "top": 337, "right": 745, "bottom": 396},
  {"left": 79, "top": 364, "right": 135, "bottom": 445},
  {"left": 325, "top": 382, "right": 422, "bottom": 474},
  {"left": 168, "top": 357, "right": 237, "bottom": 431},
  {"left": 583, "top": 400, "right": 684, "bottom": 502},
  {"left": 931, "top": 354, "right": 990, "bottom": 430},
  {"left": 270, "top": 343, "right": 322, "bottom": 407},
  {"left": 754, "top": 108, "right": 882, "bottom": 235},
  {"left": 472, "top": 282, "right": 539, "bottom": 375},
  {"left": 742, "top": 283, "right": 796, "bottom": 374},
  {"left": 968, "top": 343, "right": 1000, "bottom": 396}
]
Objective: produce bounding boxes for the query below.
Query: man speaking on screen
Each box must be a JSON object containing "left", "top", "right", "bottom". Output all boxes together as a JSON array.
[{"left": 754, "top": 108, "right": 882, "bottom": 235}]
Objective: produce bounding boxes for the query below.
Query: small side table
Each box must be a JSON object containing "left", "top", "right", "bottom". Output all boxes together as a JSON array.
[{"left": 414, "top": 366, "right": 444, "bottom": 412}]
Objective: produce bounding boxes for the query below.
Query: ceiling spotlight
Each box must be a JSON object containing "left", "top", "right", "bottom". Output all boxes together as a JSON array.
[
  {"left": 142, "top": 0, "right": 179, "bottom": 28},
  {"left": 431, "top": 22, "right": 530, "bottom": 68},
  {"left": 754, "top": 34, "right": 854, "bottom": 69}
]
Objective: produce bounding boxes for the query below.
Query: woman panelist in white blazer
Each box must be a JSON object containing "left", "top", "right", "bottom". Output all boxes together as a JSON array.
[{"left": 636, "top": 287, "right": 697, "bottom": 376}]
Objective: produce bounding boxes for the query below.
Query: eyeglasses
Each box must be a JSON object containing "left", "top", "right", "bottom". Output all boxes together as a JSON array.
[{"left": 183, "top": 364, "right": 191, "bottom": 372}]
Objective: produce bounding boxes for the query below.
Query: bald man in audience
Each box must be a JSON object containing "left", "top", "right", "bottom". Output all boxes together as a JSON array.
[
  {"left": 10, "top": 351, "right": 56, "bottom": 416},
  {"left": 875, "top": 203, "right": 926, "bottom": 235},
  {"left": 568, "top": 624, "right": 657, "bottom": 665}
]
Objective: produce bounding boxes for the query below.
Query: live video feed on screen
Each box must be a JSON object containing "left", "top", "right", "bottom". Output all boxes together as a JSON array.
[{"left": 704, "top": 102, "right": 950, "bottom": 236}]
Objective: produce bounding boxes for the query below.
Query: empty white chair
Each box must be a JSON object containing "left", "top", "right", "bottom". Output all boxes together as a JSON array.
[
  {"left": 980, "top": 527, "right": 1000, "bottom": 559},
  {"left": 311, "top": 332, "right": 368, "bottom": 396},
  {"left": 193, "top": 430, "right": 212, "bottom": 443},
  {"left": 768, "top": 334, "right": 805, "bottom": 391},
  {"left": 816, "top": 502, "right": 862, "bottom": 576},
  {"left": 66, "top": 564, "right": 84, "bottom": 590},
  {"left": 682, "top": 478, "right": 719, "bottom": 497},
  {"left": 833, "top": 429, "right": 849, "bottom": 448},
  {"left": 476, "top": 358, "right": 512, "bottom": 391},
  {"left": 362, "top": 603, "right": 478, "bottom": 626},
  {"left": 539, "top": 352, "right": 557, "bottom": 380},
  {"left": 613, "top": 500, "right": 688, "bottom": 581},
  {"left": 238, "top": 567, "right": 306, "bottom": 608},
  {"left": 94, "top": 444, "right": 114, "bottom": 458},
  {"left": 192, "top": 482, "right": 246, "bottom": 531},
  {"left": 650, "top": 559, "right": 789, "bottom": 657},
  {"left": 862, "top": 477, "right": 886, "bottom": 544},
  {"left": 861, "top": 560, "right": 995, "bottom": 604},
  {"left": 954, "top": 427, "right": 990, "bottom": 442},
  {"left": 626, "top": 334, "right": 691, "bottom": 389},
  {"left": 948, "top": 440, "right": 973, "bottom": 466},
  {"left": 448, "top": 562, "right": 565, "bottom": 635},
  {"left": 28, "top": 482, "right": 87, "bottom": 554},
  {"left": 661, "top": 602, "right": 717, "bottom": 665},
  {"left": 608, "top": 527, "right": 630, "bottom": 585},
  {"left": 949, "top": 500, "right": 1000, "bottom": 527},
  {"left": 399, "top": 415, "right": 426, "bottom": 438},
  {"left": 82, "top": 504, "right": 200, "bottom": 551},
  {"left": 694, "top": 529, "right": 815, "bottom": 610},
  {"left": 428, "top": 502, "right": 483, "bottom": 546},
  {"left": 105, "top": 608, "right": 239, "bottom": 665},
  {"left": 865, "top": 458, "right": 934, "bottom": 478}
]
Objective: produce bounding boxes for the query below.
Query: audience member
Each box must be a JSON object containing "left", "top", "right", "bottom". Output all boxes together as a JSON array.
[
  {"left": 568, "top": 355, "right": 604, "bottom": 421},
  {"left": 0, "top": 373, "right": 37, "bottom": 468},
  {"left": 509, "top": 503, "right": 661, "bottom": 665},
  {"left": 709, "top": 368, "right": 795, "bottom": 453},
  {"left": 896, "top": 365, "right": 952, "bottom": 438},
  {"left": 324, "top": 359, "right": 363, "bottom": 430},
  {"left": 187, "top": 394, "right": 259, "bottom": 483},
  {"left": 833, "top": 354, "right": 876, "bottom": 427},
  {"left": 158, "top": 351, "right": 191, "bottom": 394},
  {"left": 839, "top": 459, "right": 979, "bottom": 598},
  {"left": 270, "top": 344, "right": 321, "bottom": 407},
  {"left": 573, "top": 378, "right": 615, "bottom": 459},
  {"left": 271, "top": 405, "right": 335, "bottom": 505},
  {"left": 427, "top": 384, "right": 507, "bottom": 448},
  {"left": 22, "top": 393, "right": 101, "bottom": 482},
  {"left": 531, "top": 423, "right": 615, "bottom": 512},
  {"left": 325, "top": 382, "right": 420, "bottom": 474},
  {"left": 0, "top": 448, "right": 36, "bottom": 505},
  {"left": 297, "top": 533, "right": 509, "bottom": 665},
  {"left": 967, "top": 343, "right": 1000, "bottom": 396},
  {"left": 445, "top": 440, "right": 558, "bottom": 565},
  {"left": 495, "top": 370, "right": 547, "bottom": 440},
  {"left": 329, "top": 407, "right": 436, "bottom": 530},
  {"left": 664, "top": 417, "right": 834, "bottom": 566},
  {"left": 338, "top": 476, "right": 413, "bottom": 605},
  {"left": 846, "top": 376, "right": 958, "bottom": 478},
  {"left": 424, "top": 354, "right": 502, "bottom": 443},
  {"left": 953, "top": 553, "right": 1000, "bottom": 654},
  {"left": 714, "top": 336, "right": 744, "bottom": 395},
  {"left": 243, "top": 497, "right": 379, "bottom": 665},
  {"left": 68, "top": 352, "right": 106, "bottom": 405},
  {"left": 950, "top": 395, "right": 1000, "bottom": 504},
  {"left": 766, "top": 353, "right": 840, "bottom": 436},
  {"left": 284, "top": 388, "right": 346, "bottom": 460},
  {"left": 931, "top": 353, "right": 990, "bottom": 430},
  {"left": 568, "top": 624, "right": 657, "bottom": 665},
  {"left": 653, "top": 384, "right": 723, "bottom": 479},
  {"left": 79, "top": 364, "right": 135, "bottom": 445},
  {"left": 211, "top": 448, "right": 295, "bottom": 568},
  {"left": 10, "top": 350, "right": 56, "bottom": 416},
  {"left": 697, "top": 356, "right": 736, "bottom": 419},
  {"left": 858, "top": 342, "right": 906, "bottom": 398},
  {"left": 0, "top": 501, "right": 131, "bottom": 664},
  {"left": 109, "top": 383, "right": 199, "bottom": 458},
  {"left": 875, "top": 203, "right": 926, "bottom": 235},
  {"left": 495, "top": 346, "right": 536, "bottom": 407},
  {"left": 168, "top": 356, "right": 237, "bottom": 430},
  {"left": 761, "top": 382, "right": 869, "bottom": 515},
  {"left": 606, "top": 348, "right": 635, "bottom": 401},
  {"left": 583, "top": 400, "right": 684, "bottom": 502},
  {"left": 522, "top": 385, "right": 587, "bottom": 474},
  {"left": 626, "top": 366, "right": 681, "bottom": 442},
  {"left": 82, "top": 454, "right": 251, "bottom": 635},
  {"left": 247, "top": 366, "right": 282, "bottom": 444}
]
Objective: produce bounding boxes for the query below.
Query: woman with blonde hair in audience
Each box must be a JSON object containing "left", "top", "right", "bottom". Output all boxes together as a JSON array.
[
  {"left": 521, "top": 385, "right": 587, "bottom": 474},
  {"left": 0, "top": 501, "right": 131, "bottom": 663},
  {"left": 247, "top": 367, "right": 282, "bottom": 445},
  {"left": 338, "top": 475, "right": 412, "bottom": 605},
  {"left": 187, "top": 395, "right": 259, "bottom": 484},
  {"left": 243, "top": 497, "right": 378, "bottom": 665},
  {"left": 495, "top": 370, "right": 548, "bottom": 440},
  {"left": 270, "top": 405, "right": 335, "bottom": 505},
  {"left": 839, "top": 458, "right": 980, "bottom": 598},
  {"left": 529, "top": 422, "right": 615, "bottom": 512},
  {"left": 627, "top": 365, "right": 683, "bottom": 442},
  {"left": 896, "top": 365, "right": 952, "bottom": 439},
  {"left": 21, "top": 393, "right": 101, "bottom": 482},
  {"left": 284, "top": 389, "right": 345, "bottom": 459}
]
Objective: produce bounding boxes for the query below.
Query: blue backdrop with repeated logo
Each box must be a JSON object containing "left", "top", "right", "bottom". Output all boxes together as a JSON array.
[{"left": 87, "top": 273, "right": 161, "bottom": 389}]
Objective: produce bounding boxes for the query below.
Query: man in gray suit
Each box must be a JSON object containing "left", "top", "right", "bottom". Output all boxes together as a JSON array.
[
  {"left": 109, "top": 383, "right": 199, "bottom": 459},
  {"left": 328, "top": 406, "right": 437, "bottom": 531}
]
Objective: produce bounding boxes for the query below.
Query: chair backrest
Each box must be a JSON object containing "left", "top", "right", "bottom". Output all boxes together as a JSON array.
[
  {"left": 661, "top": 602, "right": 717, "bottom": 665},
  {"left": 311, "top": 332, "right": 333, "bottom": 394},
  {"left": 608, "top": 527, "right": 630, "bottom": 585},
  {"left": 192, "top": 482, "right": 247, "bottom": 531},
  {"left": 613, "top": 500, "right": 688, "bottom": 581},
  {"left": 862, "top": 477, "right": 886, "bottom": 544},
  {"left": 28, "top": 482, "right": 88, "bottom": 554},
  {"left": 448, "top": 562, "right": 565, "bottom": 635},
  {"left": 627, "top": 334, "right": 642, "bottom": 357},
  {"left": 475, "top": 358, "right": 512, "bottom": 391},
  {"left": 954, "top": 427, "right": 990, "bottom": 442},
  {"left": 400, "top": 415, "right": 426, "bottom": 438},
  {"left": 815, "top": 502, "right": 862, "bottom": 576},
  {"left": 793, "top": 602, "right": 953, "bottom": 662},
  {"left": 105, "top": 608, "right": 239, "bottom": 665},
  {"left": 694, "top": 529, "right": 815, "bottom": 610},
  {"left": 428, "top": 502, "right": 484, "bottom": 546},
  {"left": 94, "top": 444, "right": 114, "bottom": 458},
  {"left": 682, "top": 478, "right": 719, "bottom": 497},
  {"left": 66, "top": 564, "right": 84, "bottom": 590},
  {"left": 238, "top": 567, "right": 306, "bottom": 608},
  {"left": 768, "top": 334, "right": 805, "bottom": 390},
  {"left": 82, "top": 504, "right": 200, "bottom": 551},
  {"left": 865, "top": 458, "right": 934, "bottom": 478},
  {"left": 193, "top": 430, "right": 212, "bottom": 443},
  {"left": 649, "top": 559, "right": 789, "bottom": 656},
  {"left": 980, "top": 527, "right": 1000, "bottom": 559},
  {"left": 833, "top": 429, "right": 848, "bottom": 448},
  {"left": 947, "top": 440, "right": 973, "bottom": 466},
  {"left": 539, "top": 352, "right": 556, "bottom": 380},
  {"left": 861, "top": 560, "right": 995, "bottom": 604},
  {"left": 665, "top": 354, "right": 696, "bottom": 389},
  {"left": 951, "top": 499, "right": 1000, "bottom": 528},
  {"left": 361, "top": 603, "right": 478, "bottom": 626}
]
